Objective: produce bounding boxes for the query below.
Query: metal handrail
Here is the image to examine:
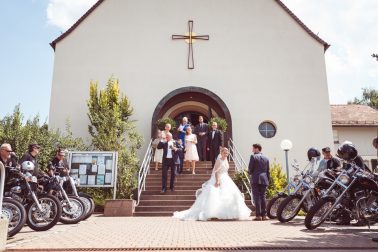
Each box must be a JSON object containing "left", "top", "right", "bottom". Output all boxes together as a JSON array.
[
  {"left": 0, "top": 162, "right": 5, "bottom": 215},
  {"left": 228, "top": 138, "right": 254, "bottom": 207},
  {"left": 136, "top": 139, "right": 153, "bottom": 206}
]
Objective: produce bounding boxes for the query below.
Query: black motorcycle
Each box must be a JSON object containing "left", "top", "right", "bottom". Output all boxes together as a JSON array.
[
  {"left": 305, "top": 162, "right": 378, "bottom": 230},
  {"left": 40, "top": 172, "right": 85, "bottom": 224},
  {"left": 5, "top": 162, "right": 62, "bottom": 232}
]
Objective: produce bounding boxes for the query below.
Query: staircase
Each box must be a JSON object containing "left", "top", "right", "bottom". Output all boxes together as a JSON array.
[{"left": 134, "top": 161, "right": 254, "bottom": 216}]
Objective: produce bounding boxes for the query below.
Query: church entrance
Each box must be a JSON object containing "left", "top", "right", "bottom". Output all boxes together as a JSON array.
[{"left": 151, "top": 86, "right": 232, "bottom": 145}]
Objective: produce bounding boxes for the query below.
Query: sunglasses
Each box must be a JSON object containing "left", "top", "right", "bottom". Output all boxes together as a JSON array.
[{"left": 1, "top": 149, "right": 12, "bottom": 153}]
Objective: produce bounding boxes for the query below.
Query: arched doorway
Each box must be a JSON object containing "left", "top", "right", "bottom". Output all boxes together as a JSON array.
[{"left": 151, "top": 86, "right": 232, "bottom": 145}]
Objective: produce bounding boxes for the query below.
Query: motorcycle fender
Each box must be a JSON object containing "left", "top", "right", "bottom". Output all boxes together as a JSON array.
[{"left": 78, "top": 192, "right": 93, "bottom": 199}]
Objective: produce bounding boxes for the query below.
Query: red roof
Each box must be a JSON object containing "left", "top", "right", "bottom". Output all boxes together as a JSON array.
[
  {"left": 50, "top": 0, "right": 330, "bottom": 51},
  {"left": 331, "top": 105, "right": 378, "bottom": 127}
]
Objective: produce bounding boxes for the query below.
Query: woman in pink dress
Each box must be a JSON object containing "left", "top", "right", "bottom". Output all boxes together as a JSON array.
[{"left": 185, "top": 127, "right": 199, "bottom": 174}]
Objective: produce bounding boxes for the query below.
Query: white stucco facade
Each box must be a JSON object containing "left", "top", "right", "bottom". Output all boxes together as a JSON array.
[{"left": 49, "top": 0, "right": 334, "bottom": 170}]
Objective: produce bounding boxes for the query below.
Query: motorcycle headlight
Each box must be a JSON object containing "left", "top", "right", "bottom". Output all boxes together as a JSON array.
[
  {"left": 304, "top": 176, "right": 312, "bottom": 184},
  {"left": 339, "top": 174, "right": 350, "bottom": 185},
  {"left": 292, "top": 175, "right": 301, "bottom": 185},
  {"left": 31, "top": 176, "right": 38, "bottom": 183}
]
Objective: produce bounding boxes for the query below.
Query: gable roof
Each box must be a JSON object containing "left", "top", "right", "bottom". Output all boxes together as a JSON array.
[
  {"left": 50, "top": 0, "right": 330, "bottom": 51},
  {"left": 331, "top": 105, "right": 378, "bottom": 127}
]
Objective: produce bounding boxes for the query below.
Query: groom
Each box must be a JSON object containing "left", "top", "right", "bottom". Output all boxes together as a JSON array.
[
  {"left": 248, "top": 143, "right": 270, "bottom": 221},
  {"left": 157, "top": 133, "right": 182, "bottom": 193}
]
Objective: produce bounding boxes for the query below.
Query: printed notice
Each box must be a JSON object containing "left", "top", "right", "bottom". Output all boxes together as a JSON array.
[
  {"left": 97, "top": 156, "right": 105, "bottom": 165},
  {"left": 105, "top": 173, "right": 112, "bottom": 184},
  {"left": 96, "top": 175, "right": 105, "bottom": 185},
  {"left": 87, "top": 175, "right": 96, "bottom": 185},
  {"left": 80, "top": 175, "right": 87, "bottom": 185},
  {"left": 106, "top": 160, "right": 113, "bottom": 170},
  {"left": 91, "top": 165, "right": 98, "bottom": 173},
  {"left": 79, "top": 165, "right": 87, "bottom": 175},
  {"left": 71, "top": 169, "right": 79, "bottom": 174},
  {"left": 98, "top": 164, "right": 106, "bottom": 175}
]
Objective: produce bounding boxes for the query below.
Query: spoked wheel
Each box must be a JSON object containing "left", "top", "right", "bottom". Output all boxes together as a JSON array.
[
  {"left": 277, "top": 195, "right": 302, "bottom": 223},
  {"left": 2, "top": 198, "right": 27, "bottom": 237},
  {"left": 79, "top": 196, "right": 95, "bottom": 221},
  {"left": 60, "top": 196, "right": 85, "bottom": 224},
  {"left": 267, "top": 195, "right": 287, "bottom": 219},
  {"left": 26, "top": 194, "right": 62, "bottom": 231},
  {"left": 305, "top": 197, "right": 335, "bottom": 230}
]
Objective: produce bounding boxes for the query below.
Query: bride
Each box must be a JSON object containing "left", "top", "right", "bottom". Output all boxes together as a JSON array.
[{"left": 173, "top": 147, "right": 252, "bottom": 221}]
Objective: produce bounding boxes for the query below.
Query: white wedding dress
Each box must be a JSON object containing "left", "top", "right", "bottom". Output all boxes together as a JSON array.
[{"left": 173, "top": 158, "right": 252, "bottom": 221}]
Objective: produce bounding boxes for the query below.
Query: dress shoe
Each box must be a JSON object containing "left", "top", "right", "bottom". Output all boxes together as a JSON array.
[
  {"left": 372, "top": 237, "right": 378, "bottom": 242},
  {"left": 253, "top": 216, "right": 262, "bottom": 221},
  {"left": 262, "top": 216, "right": 269, "bottom": 221},
  {"left": 160, "top": 189, "right": 166, "bottom": 194},
  {"left": 170, "top": 188, "right": 175, "bottom": 192}
]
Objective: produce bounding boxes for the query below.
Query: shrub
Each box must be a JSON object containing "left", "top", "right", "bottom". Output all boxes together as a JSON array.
[
  {"left": 0, "top": 105, "right": 87, "bottom": 171},
  {"left": 209, "top": 117, "right": 227, "bottom": 132},
  {"left": 87, "top": 77, "right": 143, "bottom": 201},
  {"left": 156, "top": 118, "right": 177, "bottom": 131},
  {"left": 267, "top": 160, "right": 288, "bottom": 199}
]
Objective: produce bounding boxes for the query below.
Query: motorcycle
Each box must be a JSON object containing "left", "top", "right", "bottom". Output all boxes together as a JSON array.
[
  {"left": 5, "top": 162, "right": 62, "bottom": 232},
  {"left": 266, "top": 161, "right": 302, "bottom": 219},
  {"left": 40, "top": 172, "right": 85, "bottom": 224},
  {"left": 305, "top": 162, "right": 378, "bottom": 230},
  {"left": 1, "top": 195, "right": 27, "bottom": 237},
  {"left": 64, "top": 176, "right": 95, "bottom": 221}
]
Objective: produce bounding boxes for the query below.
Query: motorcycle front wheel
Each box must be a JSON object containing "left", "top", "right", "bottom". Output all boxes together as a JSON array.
[
  {"left": 266, "top": 194, "right": 287, "bottom": 219},
  {"left": 305, "top": 197, "right": 335, "bottom": 230},
  {"left": 2, "top": 197, "right": 27, "bottom": 237},
  {"left": 60, "top": 196, "right": 85, "bottom": 224},
  {"left": 79, "top": 195, "right": 95, "bottom": 221},
  {"left": 277, "top": 195, "right": 302, "bottom": 223},
  {"left": 26, "top": 194, "right": 62, "bottom": 231}
]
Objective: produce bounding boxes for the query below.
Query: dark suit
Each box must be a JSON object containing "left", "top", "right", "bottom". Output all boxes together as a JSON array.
[
  {"left": 248, "top": 153, "right": 270, "bottom": 217},
  {"left": 207, "top": 130, "right": 223, "bottom": 167},
  {"left": 157, "top": 141, "right": 182, "bottom": 191},
  {"left": 194, "top": 123, "right": 208, "bottom": 161}
]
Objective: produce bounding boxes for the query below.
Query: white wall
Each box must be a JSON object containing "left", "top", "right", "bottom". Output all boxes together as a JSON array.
[
  {"left": 49, "top": 0, "right": 333, "bottom": 172},
  {"left": 333, "top": 127, "right": 378, "bottom": 156}
]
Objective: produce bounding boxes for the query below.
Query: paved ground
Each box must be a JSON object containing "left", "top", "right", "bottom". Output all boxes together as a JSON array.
[{"left": 5, "top": 215, "right": 378, "bottom": 251}]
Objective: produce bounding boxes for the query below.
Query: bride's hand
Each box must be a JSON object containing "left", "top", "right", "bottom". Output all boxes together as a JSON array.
[{"left": 215, "top": 181, "right": 220, "bottom": 187}]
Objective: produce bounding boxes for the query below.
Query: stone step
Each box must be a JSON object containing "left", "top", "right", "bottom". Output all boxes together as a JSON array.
[
  {"left": 145, "top": 185, "right": 205, "bottom": 190},
  {"left": 148, "top": 170, "right": 236, "bottom": 175},
  {"left": 135, "top": 206, "right": 192, "bottom": 212},
  {"left": 141, "top": 195, "right": 196, "bottom": 200},
  {"left": 141, "top": 190, "right": 196, "bottom": 195},
  {"left": 134, "top": 212, "right": 173, "bottom": 217},
  {"left": 146, "top": 181, "right": 206, "bottom": 186},
  {"left": 138, "top": 200, "right": 194, "bottom": 206}
]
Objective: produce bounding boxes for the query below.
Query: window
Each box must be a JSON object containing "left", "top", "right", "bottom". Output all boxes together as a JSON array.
[
  {"left": 258, "top": 121, "right": 277, "bottom": 138},
  {"left": 333, "top": 130, "right": 339, "bottom": 144}
]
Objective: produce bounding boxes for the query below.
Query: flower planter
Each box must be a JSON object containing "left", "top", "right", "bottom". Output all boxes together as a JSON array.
[{"left": 104, "top": 199, "right": 135, "bottom": 217}]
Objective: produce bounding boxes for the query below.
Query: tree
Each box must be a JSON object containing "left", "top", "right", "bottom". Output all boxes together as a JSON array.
[
  {"left": 349, "top": 88, "right": 378, "bottom": 110},
  {"left": 87, "top": 77, "right": 143, "bottom": 199},
  {"left": 0, "top": 105, "right": 86, "bottom": 172}
]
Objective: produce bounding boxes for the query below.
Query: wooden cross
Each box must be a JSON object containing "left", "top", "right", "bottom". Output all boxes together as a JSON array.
[{"left": 172, "top": 20, "right": 209, "bottom": 69}]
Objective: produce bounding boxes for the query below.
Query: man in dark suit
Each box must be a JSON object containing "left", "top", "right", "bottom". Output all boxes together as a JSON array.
[
  {"left": 248, "top": 143, "right": 270, "bottom": 221},
  {"left": 157, "top": 133, "right": 183, "bottom": 193},
  {"left": 194, "top": 116, "right": 208, "bottom": 161},
  {"left": 207, "top": 122, "right": 223, "bottom": 168}
]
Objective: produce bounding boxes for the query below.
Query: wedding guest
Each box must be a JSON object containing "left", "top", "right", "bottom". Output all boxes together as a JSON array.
[
  {"left": 176, "top": 139, "right": 185, "bottom": 174},
  {"left": 207, "top": 122, "right": 223, "bottom": 168},
  {"left": 178, "top": 117, "right": 189, "bottom": 145},
  {"left": 174, "top": 139, "right": 185, "bottom": 175},
  {"left": 184, "top": 127, "right": 199, "bottom": 174},
  {"left": 194, "top": 116, "right": 208, "bottom": 161},
  {"left": 161, "top": 123, "right": 172, "bottom": 141},
  {"left": 153, "top": 130, "right": 163, "bottom": 171}
]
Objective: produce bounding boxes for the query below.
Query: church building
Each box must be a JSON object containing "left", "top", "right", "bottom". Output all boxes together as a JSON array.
[{"left": 49, "top": 0, "right": 334, "bottom": 167}]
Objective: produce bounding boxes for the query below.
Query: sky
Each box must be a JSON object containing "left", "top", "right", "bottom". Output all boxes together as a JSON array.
[{"left": 0, "top": 0, "right": 377, "bottom": 121}]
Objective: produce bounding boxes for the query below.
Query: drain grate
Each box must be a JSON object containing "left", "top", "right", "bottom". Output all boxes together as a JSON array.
[{"left": 6, "top": 247, "right": 378, "bottom": 252}]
